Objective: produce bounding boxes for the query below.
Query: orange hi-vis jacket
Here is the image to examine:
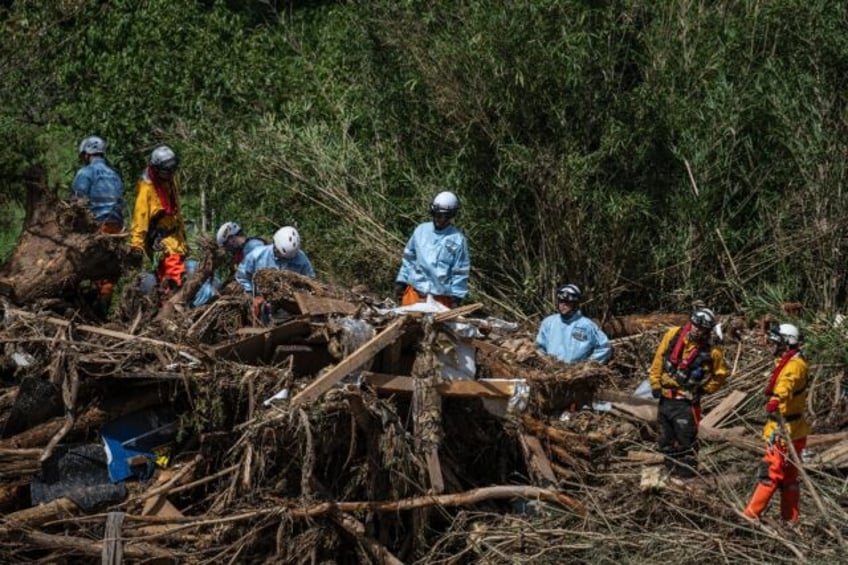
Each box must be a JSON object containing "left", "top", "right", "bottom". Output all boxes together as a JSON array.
[
  {"left": 649, "top": 326, "right": 729, "bottom": 398},
  {"left": 130, "top": 170, "right": 187, "bottom": 257},
  {"left": 762, "top": 352, "right": 810, "bottom": 441}
]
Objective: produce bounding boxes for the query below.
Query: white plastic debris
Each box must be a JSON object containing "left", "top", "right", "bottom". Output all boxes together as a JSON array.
[
  {"left": 12, "top": 351, "right": 36, "bottom": 368},
  {"left": 263, "top": 388, "right": 290, "bottom": 407},
  {"left": 507, "top": 381, "right": 531, "bottom": 414}
]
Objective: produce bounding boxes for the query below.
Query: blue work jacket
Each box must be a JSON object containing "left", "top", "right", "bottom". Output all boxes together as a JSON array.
[
  {"left": 192, "top": 237, "right": 269, "bottom": 307},
  {"left": 396, "top": 222, "right": 470, "bottom": 300},
  {"left": 235, "top": 244, "right": 316, "bottom": 293},
  {"left": 536, "top": 311, "right": 611, "bottom": 364},
  {"left": 71, "top": 157, "right": 124, "bottom": 226}
]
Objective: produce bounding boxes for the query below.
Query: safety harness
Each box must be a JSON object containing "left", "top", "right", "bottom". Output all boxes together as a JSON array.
[
  {"left": 765, "top": 349, "right": 806, "bottom": 422},
  {"left": 661, "top": 322, "right": 712, "bottom": 400}
]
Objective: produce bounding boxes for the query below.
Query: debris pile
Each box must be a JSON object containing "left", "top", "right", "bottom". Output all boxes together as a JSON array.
[{"left": 1, "top": 176, "right": 847, "bottom": 561}]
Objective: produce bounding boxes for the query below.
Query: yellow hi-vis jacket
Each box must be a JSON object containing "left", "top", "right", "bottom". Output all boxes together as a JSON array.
[
  {"left": 649, "top": 326, "right": 729, "bottom": 398},
  {"left": 130, "top": 171, "right": 187, "bottom": 257},
  {"left": 762, "top": 353, "right": 810, "bottom": 441}
]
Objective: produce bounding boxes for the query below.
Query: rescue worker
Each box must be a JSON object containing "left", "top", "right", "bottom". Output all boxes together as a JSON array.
[
  {"left": 236, "top": 226, "right": 315, "bottom": 320},
  {"left": 536, "top": 283, "right": 611, "bottom": 364},
  {"left": 71, "top": 135, "right": 124, "bottom": 316},
  {"left": 191, "top": 221, "right": 266, "bottom": 307},
  {"left": 129, "top": 145, "right": 187, "bottom": 293},
  {"left": 743, "top": 323, "right": 809, "bottom": 522},
  {"left": 649, "top": 307, "right": 729, "bottom": 478},
  {"left": 395, "top": 191, "right": 470, "bottom": 308}
]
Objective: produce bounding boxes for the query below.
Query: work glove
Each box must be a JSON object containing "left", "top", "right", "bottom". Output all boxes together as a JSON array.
[
  {"left": 395, "top": 283, "right": 407, "bottom": 304},
  {"left": 253, "top": 296, "right": 271, "bottom": 324},
  {"left": 651, "top": 388, "right": 662, "bottom": 400},
  {"left": 765, "top": 398, "right": 780, "bottom": 414},
  {"left": 127, "top": 247, "right": 145, "bottom": 269}
]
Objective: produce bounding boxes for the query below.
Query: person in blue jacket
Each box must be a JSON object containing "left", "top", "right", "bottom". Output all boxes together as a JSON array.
[
  {"left": 536, "top": 283, "right": 611, "bottom": 364},
  {"left": 71, "top": 135, "right": 125, "bottom": 317},
  {"left": 191, "top": 221, "right": 267, "bottom": 307},
  {"left": 395, "top": 191, "right": 470, "bottom": 308},
  {"left": 236, "top": 226, "right": 315, "bottom": 322}
]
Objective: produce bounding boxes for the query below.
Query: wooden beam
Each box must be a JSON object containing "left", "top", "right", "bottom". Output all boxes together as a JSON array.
[
  {"left": 360, "top": 372, "right": 516, "bottom": 398},
  {"left": 433, "top": 302, "right": 483, "bottom": 323},
  {"left": 294, "top": 292, "right": 357, "bottom": 316},
  {"left": 700, "top": 390, "right": 747, "bottom": 429},
  {"left": 290, "top": 317, "right": 407, "bottom": 407},
  {"left": 519, "top": 434, "right": 557, "bottom": 486},
  {"left": 213, "top": 319, "right": 312, "bottom": 363}
]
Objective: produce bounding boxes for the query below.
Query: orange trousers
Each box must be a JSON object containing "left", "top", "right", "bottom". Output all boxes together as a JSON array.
[
  {"left": 156, "top": 253, "right": 186, "bottom": 290},
  {"left": 401, "top": 285, "right": 454, "bottom": 308},
  {"left": 95, "top": 223, "right": 123, "bottom": 303},
  {"left": 744, "top": 436, "right": 806, "bottom": 521}
]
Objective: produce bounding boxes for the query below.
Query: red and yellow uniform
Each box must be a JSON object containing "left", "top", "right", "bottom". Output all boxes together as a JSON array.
[
  {"left": 130, "top": 169, "right": 187, "bottom": 288},
  {"left": 744, "top": 351, "right": 809, "bottom": 521},
  {"left": 648, "top": 324, "right": 729, "bottom": 477}
]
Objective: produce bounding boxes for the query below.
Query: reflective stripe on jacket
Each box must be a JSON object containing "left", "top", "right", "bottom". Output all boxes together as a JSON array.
[
  {"left": 536, "top": 311, "right": 611, "bottom": 364},
  {"left": 130, "top": 171, "right": 186, "bottom": 256},
  {"left": 71, "top": 157, "right": 124, "bottom": 226},
  {"left": 649, "top": 326, "right": 728, "bottom": 396},
  {"left": 763, "top": 354, "right": 809, "bottom": 441},
  {"left": 235, "top": 244, "right": 316, "bottom": 293},
  {"left": 396, "top": 221, "right": 470, "bottom": 300}
]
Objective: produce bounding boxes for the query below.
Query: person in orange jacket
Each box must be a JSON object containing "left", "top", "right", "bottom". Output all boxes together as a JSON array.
[
  {"left": 129, "top": 145, "right": 187, "bottom": 292},
  {"left": 649, "top": 307, "right": 729, "bottom": 478},
  {"left": 743, "top": 322, "right": 809, "bottom": 522}
]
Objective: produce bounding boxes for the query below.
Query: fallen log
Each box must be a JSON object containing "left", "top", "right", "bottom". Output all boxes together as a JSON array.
[{"left": 0, "top": 166, "right": 127, "bottom": 303}]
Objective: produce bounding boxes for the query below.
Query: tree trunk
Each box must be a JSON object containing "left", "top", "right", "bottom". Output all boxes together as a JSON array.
[{"left": 0, "top": 165, "right": 127, "bottom": 303}]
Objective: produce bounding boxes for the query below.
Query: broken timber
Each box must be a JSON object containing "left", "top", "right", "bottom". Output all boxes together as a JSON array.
[
  {"left": 360, "top": 372, "right": 516, "bottom": 398},
  {"left": 290, "top": 317, "right": 408, "bottom": 407}
]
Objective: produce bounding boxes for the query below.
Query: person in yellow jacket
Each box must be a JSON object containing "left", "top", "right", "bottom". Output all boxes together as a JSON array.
[
  {"left": 129, "top": 145, "right": 187, "bottom": 291},
  {"left": 744, "top": 322, "right": 809, "bottom": 522},
  {"left": 649, "top": 307, "right": 729, "bottom": 478}
]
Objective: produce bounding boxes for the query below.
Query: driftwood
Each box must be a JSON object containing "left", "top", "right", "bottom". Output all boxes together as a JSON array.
[{"left": 0, "top": 166, "right": 128, "bottom": 303}]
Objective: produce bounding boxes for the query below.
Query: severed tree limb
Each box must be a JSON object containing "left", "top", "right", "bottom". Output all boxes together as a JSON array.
[
  {"left": 10, "top": 529, "right": 175, "bottom": 560},
  {"left": 333, "top": 513, "right": 404, "bottom": 565},
  {"left": 39, "top": 357, "right": 79, "bottom": 463},
  {"left": 116, "top": 485, "right": 586, "bottom": 534}
]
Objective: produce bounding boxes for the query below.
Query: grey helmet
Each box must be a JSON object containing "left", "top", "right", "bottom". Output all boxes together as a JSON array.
[
  {"left": 556, "top": 283, "right": 582, "bottom": 304},
  {"left": 149, "top": 145, "right": 178, "bottom": 174},
  {"left": 78, "top": 135, "right": 106, "bottom": 155},
  {"left": 690, "top": 307, "right": 716, "bottom": 331},
  {"left": 768, "top": 323, "right": 801, "bottom": 347},
  {"left": 216, "top": 221, "right": 242, "bottom": 247}
]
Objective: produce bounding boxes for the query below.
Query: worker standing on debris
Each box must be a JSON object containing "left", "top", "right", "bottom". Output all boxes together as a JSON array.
[
  {"left": 649, "top": 307, "right": 728, "bottom": 478},
  {"left": 743, "top": 322, "right": 809, "bottom": 522},
  {"left": 236, "top": 226, "right": 315, "bottom": 319},
  {"left": 72, "top": 135, "right": 125, "bottom": 316},
  {"left": 129, "top": 145, "right": 187, "bottom": 294},
  {"left": 191, "top": 221, "right": 267, "bottom": 307},
  {"left": 536, "top": 283, "right": 611, "bottom": 364},
  {"left": 395, "top": 191, "right": 470, "bottom": 308}
]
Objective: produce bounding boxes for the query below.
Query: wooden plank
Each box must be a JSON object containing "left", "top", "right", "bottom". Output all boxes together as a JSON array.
[
  {"left": 700, "top": 390, "right": 747, "bottom": 429},
  {"left": 213, "top": 319, "right": 311, "bottom": 363},
  {"left": 294, "top": 292, "right": 357, "bottom": 316},
  {"left": 519, "top": 434, "right": 557, "bottom": 485},
  {"left": 815, "top": 442, "right": 848, "bottom": 468},
  {"left": 597, "top": 389, "right": 659, "bottom": 407},
  {"left": 290, "top": 317, "right": 407, "bottom": 407},
  {"left": 433, "top": 302, "right": 483, "bottom": 323},
  {"left": 360, "top": 373, "right": 515, "bottom": 398}
]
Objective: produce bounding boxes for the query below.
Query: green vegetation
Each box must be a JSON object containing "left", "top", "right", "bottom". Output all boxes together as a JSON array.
[{"left": 2, "top": 0, "right": 847, "bottom": 324}]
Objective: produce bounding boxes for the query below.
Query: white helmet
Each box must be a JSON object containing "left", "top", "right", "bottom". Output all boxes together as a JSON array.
[
  {"left": 273, "top": 226, "right": 301, "bottom": 259},
  {"left": 430, "top": 191, "right": 460, "bottom": 218},
  {"left": 78, "top": 135, "right": 106, "bottom": 155},
  {"left": 149, "top": 145, "right": 178, "bottom": 173},
  {"left": 216, "top": 221, "right": 242, "bottom": 247},
  {"left": 768, "top": 323, "right": 801, "bottom": 347}
]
